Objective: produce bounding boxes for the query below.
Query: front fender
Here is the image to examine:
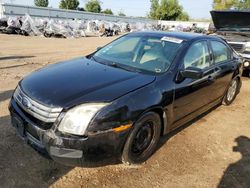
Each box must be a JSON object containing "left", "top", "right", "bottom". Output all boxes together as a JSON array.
[{"left": 87, "top": 77, "right": 174, "bottom": 134}]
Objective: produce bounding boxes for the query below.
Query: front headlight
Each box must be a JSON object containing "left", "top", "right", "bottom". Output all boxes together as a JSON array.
[
  {"left": 58, "top": 103, "right": 108, "bottom": 136},
  {"left": 244, "top": 61, "right": 250, "bottom": 67},
  {"left": 245, "top": 42, "right": 250, "bottom": 52}
]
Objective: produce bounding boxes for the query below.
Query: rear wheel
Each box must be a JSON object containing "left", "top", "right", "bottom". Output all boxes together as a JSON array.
[
  {"left": 223, "top": 78, "right": 239, "bottom": 106},
  {"left": 122, "top": 112, "right": 161, "bottom": 165}
]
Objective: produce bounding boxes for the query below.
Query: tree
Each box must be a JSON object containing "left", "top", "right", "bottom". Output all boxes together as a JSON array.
[
  {"left": 212, "top": 0, "right": 237, "bottom": 10},
  {"left": 213, "top": 0, "right": 250, "bottom": 10},
  {"left": 236, "top": 0, "right": 250, "bottom": 9},
  {"left": 85, "top": 0, "right": 102, "bottom": 13},
  {"left": 212, "top": 0, "right": 249, "bottom": 10},
  {"left": 34, "top": 0, "right": 49, "bottom": 7},
  {"left": 159, "top": 0, "right": 183, "bottom": 20},
  {"left": 118, "top": 10, "right": 126, "bottom": 16},
  {"left": 177, "top": 11, "right": 190, "bottom": 21},
  {"left": 149, "top": 0, "right": 160, "bottom": 19},
  {"left": 102, "top": 9, "right": 113, "bottom": 15},
  {"left": 148, "top": 0, "right": 189, "bottom": 21},
  {"left": 59, "top": 0, "right": 79, "bottom": 10}
]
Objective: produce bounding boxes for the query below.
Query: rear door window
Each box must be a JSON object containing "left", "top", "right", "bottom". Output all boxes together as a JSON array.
[{"left": 210, "top": 41, "right": 231, "bottom": 64}]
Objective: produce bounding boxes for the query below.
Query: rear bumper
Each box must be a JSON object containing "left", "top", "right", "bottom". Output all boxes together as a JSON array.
[{"left": 9, "top": 98, "right": 129, "bottom": 167}]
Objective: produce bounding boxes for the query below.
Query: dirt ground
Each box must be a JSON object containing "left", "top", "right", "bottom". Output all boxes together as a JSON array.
[{"left": 0, "top": 34, "right": 249, "bottom": 188}]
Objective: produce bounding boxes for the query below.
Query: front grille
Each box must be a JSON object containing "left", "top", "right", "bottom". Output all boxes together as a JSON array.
[
  {"left": 13, "top": 86, "right": 62, "bottom": 123},
  {"left": 228, "top": 42, "right": 245, "bottom": 52},
  {"left": 15, "top": 101, "right": 53, "bottom": 130}
]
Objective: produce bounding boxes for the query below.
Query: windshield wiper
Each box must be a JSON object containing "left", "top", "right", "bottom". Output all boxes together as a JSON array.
[
  {"left": 92, "top": 56, "right": 142, "bottom": 73},
  {"left": 108, "top": 62, "right": 143, "bottom": 73},
  {"left": 91, "top": 56, "right": 100, "bottom": 63},
  {"left": 108, "top": 62, "right": 133, "bottom": 71}
]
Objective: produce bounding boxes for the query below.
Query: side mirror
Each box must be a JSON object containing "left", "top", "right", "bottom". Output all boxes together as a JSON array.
[
  {"left": 96, "top": 47, "right": 102, "bottom": 51},
  {"left": 180, "top": 67, "right": 203, "bottom": 79}
]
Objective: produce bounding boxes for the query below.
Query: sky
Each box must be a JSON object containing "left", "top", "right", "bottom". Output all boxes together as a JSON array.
[{"left": 2, "top": 0, "right": 213, "bottom": 19}]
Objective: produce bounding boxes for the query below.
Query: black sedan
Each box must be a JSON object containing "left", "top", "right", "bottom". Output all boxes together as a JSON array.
[{"left": 9, "top": 31, "right": 243, "bottom": 166}]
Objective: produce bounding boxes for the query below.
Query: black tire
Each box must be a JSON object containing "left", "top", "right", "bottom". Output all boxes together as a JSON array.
[
  {"left": 122, "top": 112, "right": 161, "bottom": 165},
  {"left": 222, "top": 77, "right": 239, "bottom": 106}
]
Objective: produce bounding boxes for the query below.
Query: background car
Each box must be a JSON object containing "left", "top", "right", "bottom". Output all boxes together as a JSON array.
[{"left": 210, "top": 10, "right": 250, "bottom": 77}]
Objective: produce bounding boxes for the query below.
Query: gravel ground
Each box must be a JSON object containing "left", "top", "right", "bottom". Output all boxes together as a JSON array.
[{"left": 0, "top": 34, "right": 249, "bottom": 188}]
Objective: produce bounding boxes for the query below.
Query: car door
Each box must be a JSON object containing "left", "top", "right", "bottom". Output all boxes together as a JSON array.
[
  {"left": 208, "top": 40, "right": 238, "bottom": 100},
  {"left": 173, "top": 40, "right": 217, "bottom": 126}
]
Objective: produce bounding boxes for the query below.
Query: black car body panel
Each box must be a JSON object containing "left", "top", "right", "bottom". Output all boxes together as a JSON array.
[
  {"left": 20, "top": 57, "right": 156, "bottom": 108},
  {"left": 9, "top": 32, "right": 243, "bottom": 166}
]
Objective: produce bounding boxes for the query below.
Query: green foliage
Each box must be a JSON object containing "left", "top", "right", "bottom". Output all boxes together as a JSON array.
[
  {"left": 149, "top": 0, "right": 159, "bottom": 19},
  {"left": 34, "top": 0, "right": 49, "bottom": 7},
  {"left": 102, "top": 9, "right": 113, "bottom": 15},
  {"left": 235, "top": 0, "right": 250, "bottom": 9},
  {"left": 177, "top": 11, "right": 190, "bottom": 21},
  {"left": 59, "top": 0, "right": 79, "bottom": 10},
  {"left": 149, "top": 0, "right": 189, "bottom": 21},
  {"left": 118, "top": 10, "right": 126, "bottom": 16},
  {"left": 212, "top": 0, "right": 250, "bottom": 10},
  {"left": 213, "top": 0, "right": 237, "bottom": 10},
  {"left": 85, "top": 0, "right": 102, "bottom": 13}
]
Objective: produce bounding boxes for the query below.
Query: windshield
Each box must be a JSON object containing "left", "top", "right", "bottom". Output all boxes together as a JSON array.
[{"left": 93, "top": 35, "right": 183, "bottom": 74}]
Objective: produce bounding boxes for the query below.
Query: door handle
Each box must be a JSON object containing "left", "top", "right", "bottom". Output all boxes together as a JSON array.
[
  {"left": 208, "top": 75, "right": 215, "bottom": 82},
  {"left": 214, "top": 67, "right": 221, "bottom": 72},
  {"left": 231, "top": 65, "right": 237, "bottom": 70}
]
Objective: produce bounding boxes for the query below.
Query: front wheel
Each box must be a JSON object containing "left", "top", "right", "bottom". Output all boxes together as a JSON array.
[
  {"left": 122, "top": 112, "right": 161, "bottom": 165},
  {"left": 222, "top": 78, "right": 239, "bottom": 106}
]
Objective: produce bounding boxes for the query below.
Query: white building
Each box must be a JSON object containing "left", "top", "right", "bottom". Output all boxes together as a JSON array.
[{"left": 0, "top": 3, "right": 157, "bottom": 24}]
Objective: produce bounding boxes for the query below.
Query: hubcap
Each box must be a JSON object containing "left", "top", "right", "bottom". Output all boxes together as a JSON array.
[
  {"left": 131, "top": 122, "right": 153, "bottom": 155},
  {"left": 227, "top": 80, "right": 237, "bottom": 102}
]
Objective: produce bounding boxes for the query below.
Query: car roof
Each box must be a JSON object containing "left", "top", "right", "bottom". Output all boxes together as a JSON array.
[{"left": 128, "top": 31, "right": 220, "bottom": 42}]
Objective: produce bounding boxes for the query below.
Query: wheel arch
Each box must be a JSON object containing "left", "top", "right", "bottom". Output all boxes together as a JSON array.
[
  {"left": 134, "top": 107, "right": 168, "bottom": 137},
  {"left": 232, "top": 73, "right": 241, "bottom": 94}
]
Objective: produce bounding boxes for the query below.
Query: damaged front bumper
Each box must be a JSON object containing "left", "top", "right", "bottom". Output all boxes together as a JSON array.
[{"left": 9, "top": 99, "right": 129, "bottom": 167}]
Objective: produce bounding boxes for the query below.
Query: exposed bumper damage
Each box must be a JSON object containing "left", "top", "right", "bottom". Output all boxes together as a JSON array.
[{"left": 9, "top": 99, "right": 129, "bottom": 167}]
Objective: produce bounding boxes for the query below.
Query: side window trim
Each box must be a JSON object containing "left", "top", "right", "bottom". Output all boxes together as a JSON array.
[
  {"left": 207, "top": 40, "right": 215, "bottom": 66},
  {"left": 182, "top": 40, "right": 212, "bottom": 70}
]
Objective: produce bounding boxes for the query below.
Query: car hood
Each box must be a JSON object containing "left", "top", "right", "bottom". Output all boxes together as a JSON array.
[
  {"left": 20, "top": 57, "right": 156, "bottom": 108},
  {"left": 210, "top": 10, "right": 250, "bottom": 32}
]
